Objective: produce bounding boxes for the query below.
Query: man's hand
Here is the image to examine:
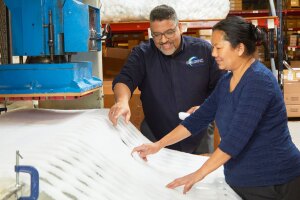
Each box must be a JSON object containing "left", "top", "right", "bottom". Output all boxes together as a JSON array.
[
  {"left": 108, "top": 100, "right": 131, "bottom": 126},
  {"left": 131, "top": 142, "right": 163, "bottom": 161},
  {"left": 186, "top": 106, "right": 200, "bottom": 114}
]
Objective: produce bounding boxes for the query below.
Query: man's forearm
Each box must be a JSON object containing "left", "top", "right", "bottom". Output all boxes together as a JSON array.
[{"left": 113, "top": 83, "right": 131, "bottom": 103}]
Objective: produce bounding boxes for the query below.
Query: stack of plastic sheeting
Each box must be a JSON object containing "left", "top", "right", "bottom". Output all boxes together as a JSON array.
[
  {"left": 101, "top": 0, "right": 230, "bottom": 22},
  {"left": 0, "top": 109, "right": 241, "bottom": 200}
]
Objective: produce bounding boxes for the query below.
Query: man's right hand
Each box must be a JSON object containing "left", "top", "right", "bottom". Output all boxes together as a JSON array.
[
  {"left": 108, "top": 100, "right": 131, "bottom": 126},
  {"left": 186, "top": 106, "right": 200, "bottom": 114}
]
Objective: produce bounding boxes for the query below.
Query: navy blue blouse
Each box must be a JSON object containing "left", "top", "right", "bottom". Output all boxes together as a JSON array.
[{"left": 182, "top": 60, "right": 300, "bottom": 187}]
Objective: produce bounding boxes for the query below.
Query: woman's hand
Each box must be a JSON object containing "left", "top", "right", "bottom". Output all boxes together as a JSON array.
[
  {"left": 132, "top": 125, "right": 192, "bottom": 161},
  {"left": 131, "top": 142, "right": 163, "bottom": 161},
  {"left": 167, "top": 148, "right": 232, "bottom": 194},
  {"left": 166, "top": 170, "right": 205, "bottom": 194}
]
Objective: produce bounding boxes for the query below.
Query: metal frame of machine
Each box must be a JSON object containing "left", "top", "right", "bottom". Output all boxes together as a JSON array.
[{"left": 0, "top": 0, "right": 103, "bottom": 100}]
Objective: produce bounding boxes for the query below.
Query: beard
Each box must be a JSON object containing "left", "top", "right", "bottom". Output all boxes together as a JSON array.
[{"left": 159, "top": 41, "right": 177, "bottom": 56}]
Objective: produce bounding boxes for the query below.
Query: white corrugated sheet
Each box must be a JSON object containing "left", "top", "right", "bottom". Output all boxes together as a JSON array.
[{"left": 0, "top": 109, "right": 240, "bottom": 200}]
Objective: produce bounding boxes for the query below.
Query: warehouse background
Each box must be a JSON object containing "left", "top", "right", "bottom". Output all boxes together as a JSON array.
[{"left": 101, "top": 0, "right": 300, "bottom": 129}]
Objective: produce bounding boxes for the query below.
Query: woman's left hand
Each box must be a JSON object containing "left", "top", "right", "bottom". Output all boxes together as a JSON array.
[
  {"left": 166, "top": 170, "right": 205, "bottom": 194},
  {"left": 131, "top": 142, "right": 162, "bottom": 161}
]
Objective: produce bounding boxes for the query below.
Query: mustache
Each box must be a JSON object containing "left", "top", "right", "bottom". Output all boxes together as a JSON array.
[{"left": 159, "top": 41, "right": 171, "bottom": 45}]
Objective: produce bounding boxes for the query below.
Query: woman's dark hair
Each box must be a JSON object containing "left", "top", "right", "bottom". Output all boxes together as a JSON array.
[
  {"left": 150, "top": 4, "right": 178, "bottom": 24},
  {"left": 212, "top": 16, "right": 266, "bottom": 55}
]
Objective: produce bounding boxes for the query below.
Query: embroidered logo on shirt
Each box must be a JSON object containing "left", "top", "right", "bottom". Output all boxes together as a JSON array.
[{"left": 186, "top": 56, "right": 204, "bottom": 67}]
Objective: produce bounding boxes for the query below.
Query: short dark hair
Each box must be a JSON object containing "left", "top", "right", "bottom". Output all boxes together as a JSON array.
[
  {"left": 212, "top": 16, "right": 266, "bottom": 55},
  {"left": 150, "top": 4, "right": 178, "bottom": 24}
]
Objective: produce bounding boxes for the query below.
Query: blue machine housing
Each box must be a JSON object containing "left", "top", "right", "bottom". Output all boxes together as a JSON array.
[
  {"left": 0, "top": 62, "right": 101, "bottom": 94},
  {"left": 4, "top": 0, "right": 101, "bottom": 55},
  {"left": 1, "top": 0, "right": 102, "bottom": 97}
]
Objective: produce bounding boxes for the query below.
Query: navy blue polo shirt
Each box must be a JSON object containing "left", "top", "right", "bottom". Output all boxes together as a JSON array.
[{"left": 113, "top": 36, "right": 222, "bottom": 153}]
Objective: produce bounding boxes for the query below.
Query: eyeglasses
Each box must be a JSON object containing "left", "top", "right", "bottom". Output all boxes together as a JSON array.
[{"left": 151, "top": 26, "right": 177, "bottom": 40}]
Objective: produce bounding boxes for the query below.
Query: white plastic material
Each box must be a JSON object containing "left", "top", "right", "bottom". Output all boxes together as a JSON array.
[
  {"left": 101, "top": 0, "right": 230, "bottom": 22},
  {"left": 178, "top": 112, "right": 191, "bottom": 120},
  {"left": 0, "top": 109, "right": 241, "bottom": 200}
]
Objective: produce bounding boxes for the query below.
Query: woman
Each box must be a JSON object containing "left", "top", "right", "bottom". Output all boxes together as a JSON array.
[{"left": 132, "top": 16, "right": 300, "bottom": 200}]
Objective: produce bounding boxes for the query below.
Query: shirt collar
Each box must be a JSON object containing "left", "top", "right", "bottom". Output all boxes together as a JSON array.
[{"left": 171, "top": 35, "right": 184, "bottom": 57}]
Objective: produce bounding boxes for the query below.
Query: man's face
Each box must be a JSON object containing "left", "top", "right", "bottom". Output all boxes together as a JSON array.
[{"left": 150, "top": 20, "right": 182, "bottom": 55}]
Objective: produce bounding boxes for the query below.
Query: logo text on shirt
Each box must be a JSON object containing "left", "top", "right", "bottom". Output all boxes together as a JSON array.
[{"left": 186, "top": 56, "right": 204, "bottom": 67}]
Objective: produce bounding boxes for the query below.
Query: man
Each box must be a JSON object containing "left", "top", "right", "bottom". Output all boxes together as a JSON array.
[{"left": 108, "top": 4, "right": 222, "bottom": 154}]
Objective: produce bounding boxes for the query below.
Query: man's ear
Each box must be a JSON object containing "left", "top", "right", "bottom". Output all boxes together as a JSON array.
[{"left": 178, "top": 23, "right": 184, "bottom": 34}]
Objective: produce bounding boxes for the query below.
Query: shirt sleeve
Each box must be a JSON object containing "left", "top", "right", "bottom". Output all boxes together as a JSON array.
[
  {"left": 112, "top": 46, "right": 146, "bottom": 94},
  {"left": 181, "top": 77, "right": 221, "bottom": 135},
  {"left": 218, "top": 73, "right": 275, "bottom": 158}
]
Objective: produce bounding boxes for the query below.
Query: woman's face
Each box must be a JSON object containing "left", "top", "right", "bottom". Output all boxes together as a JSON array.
[
  {"left": 211, "top": 30, "right": 240, "bottom": 71},
  {"left": 150, "top": 19, "right": 182, "bottom": 56}
]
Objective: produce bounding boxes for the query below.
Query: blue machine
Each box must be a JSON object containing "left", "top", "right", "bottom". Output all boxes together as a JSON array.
[{"left": 0, "top": 0, "right": 102, "bottom": 99}]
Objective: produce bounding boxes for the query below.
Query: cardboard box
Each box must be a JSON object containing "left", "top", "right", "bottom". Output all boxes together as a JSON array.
[
  {"left": 284, "top": 81, "right": 300, "bottom": 104},
  {"left": 103, "top": 47, "right": 131, "bottom": 59},
  {"left": 297, "top": 20, "right": 300, "bottom": 28},
  {"left": 290, "top": 35, "right": 298, "bottom": 46},
  {"left": 198, "top": 29, "right": 212, "bottom": 36},
  {"left": 285, "top": 93, "right": 300, "bottom": 104},
  {"left": 291, "top": 61, "right": 300, "bottom": 68},
  {"left": 291, "top": 0, "right": 300, "bottom": 7},
  {"left": 286, "top": 104, "right": 300, "bottom": 117},
  {"left": 284, "top": 77, "right": 300, "bottom": 117},
  {"left": 112, "top": 33, "right": 145, "bottom": 43},
  {"left": 102, "top": 47, "right": 131, "bottom": 79},
  {"left": 287, "top": 19, "right": 298, "bottom": 29},
  {"left": 229, "top": 0, "right": 242, "bottom": 10},
  {"left": 283, "top": 69, "right": 300, "bottom": 81},
  {"left": 128, "top": 40, "right": 140, "bottom": 50}
]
